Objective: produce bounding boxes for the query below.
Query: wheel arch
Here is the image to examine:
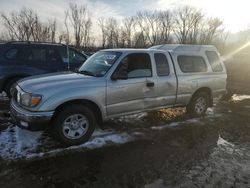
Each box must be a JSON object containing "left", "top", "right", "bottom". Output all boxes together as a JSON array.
[
  {"left": 52, "top": 99, "right": 103, "bottom": 126},
  {"left": 190, "top": 87, "right": 213, "bottom": 107},
  {"left": 3, "top": 74, "right": 28, "bottom": 91}
]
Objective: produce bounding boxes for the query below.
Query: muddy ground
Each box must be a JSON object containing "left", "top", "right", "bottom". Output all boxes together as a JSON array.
[{"left": 1, "top": 95, "right": 250, "bottom": 188}]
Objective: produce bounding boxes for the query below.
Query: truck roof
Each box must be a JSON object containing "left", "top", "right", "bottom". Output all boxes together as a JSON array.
[
  {"left": 101, "top": 44, "right": 217, "bottom": 53},
  {"left": 150, "top": 44, "right": 217, "bottom": 52},
  {"left": 101, "top": 48, "right": 160, "bottom": 53}
]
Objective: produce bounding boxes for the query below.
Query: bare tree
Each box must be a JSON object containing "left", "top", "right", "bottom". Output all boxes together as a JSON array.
[
  {"left": 0, "top": 30, "right": 9, "bottom": 42},
  {"left": 158, "top": 10, "right": 173, "bottom": 43},
  {"left": 97, "top": 17, "right": 107, "bottom": 48},
  {"left": 174, "top": 6, "right": 203, "bottom": 44},
  {"left": 63, "top": 10, "right": 70, "bottom": 44},
  {"left": 1, "top": 7, "right": 57, "bottom": 42},
  {"left": 1, "top": 8, "right": 31, "bottom": 40},
  {"left": 48, "top": 19, "right": 57, "bottom": 43},
  {"left": 133, "top": 31, "right": 148, "bottom": 48},
  {"left": 199, "top": 17, "right": 224, "bottom": 44},
  {"left": 121, "top": 17, "right": 134, "bottom": 47},
  {"left": 0, "top": 5, "right": 226, "bottom": 49},
  {"left": 134, "top": 10, "right": 174, "bottom": 46},
  {"left": 135, "top": 11, "right": 161, "bottom": 46},
  {"left": 105, "top": 18, "right": 119, "bottom": 48},
  {"left": 97, "top": 17, "right": 120, "bottom": 48},
  {"left": 66, "top": 3, "right": 92, "bottom": 48}
]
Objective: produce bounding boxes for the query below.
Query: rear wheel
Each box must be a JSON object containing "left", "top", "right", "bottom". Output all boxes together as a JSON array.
[
  {"left": 53, "top": 104, "right": 96, "bottom": 146},
  {"left": 187, "top": 92, "right": 209, "bottom": 117}
]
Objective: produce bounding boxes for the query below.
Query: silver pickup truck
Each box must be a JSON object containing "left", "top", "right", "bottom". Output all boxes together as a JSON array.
[{"left": 10, "top": 44, "right": 227, "bottom": 145}]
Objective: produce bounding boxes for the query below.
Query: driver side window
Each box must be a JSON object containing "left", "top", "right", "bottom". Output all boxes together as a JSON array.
[{"left": 121, "top": 53, "right": 152, "bottom": 79}]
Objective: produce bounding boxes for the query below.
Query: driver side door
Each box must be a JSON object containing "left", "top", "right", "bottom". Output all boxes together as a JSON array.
[{"left": 106, "top": 52, "right": 157, "bottom": 116}]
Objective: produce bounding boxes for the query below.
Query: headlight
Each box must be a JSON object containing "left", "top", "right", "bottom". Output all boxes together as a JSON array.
[{"left": 20, "top": 92, "right": 42, "bottom": 107}]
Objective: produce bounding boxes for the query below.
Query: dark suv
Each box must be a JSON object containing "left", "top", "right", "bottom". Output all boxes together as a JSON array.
[{"left": 0, "top": 41, "right": 88, "bottom": 97}]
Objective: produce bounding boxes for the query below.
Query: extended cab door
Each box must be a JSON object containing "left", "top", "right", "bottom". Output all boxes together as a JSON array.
[
  {"left": 106, "top": 52, "right": 157, "bottom": 116},
  {"left": 154, "top": 53, "right": 177, "bottom": 107}
]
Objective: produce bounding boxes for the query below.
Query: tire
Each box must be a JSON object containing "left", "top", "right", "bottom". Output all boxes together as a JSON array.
[
  {"left": 5, "top": 78, "right": 20, "bottom": 98},
  {"left": 187, "top": 92, "right": 209, "bottom": 117},
  {"left": 53, "top": 104, "right": 96, "bottom": 146}
]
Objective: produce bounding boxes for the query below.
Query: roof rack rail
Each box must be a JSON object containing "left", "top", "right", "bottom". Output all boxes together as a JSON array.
[{"left": 5, "top": 40, "right": 66, "bottom": 46}]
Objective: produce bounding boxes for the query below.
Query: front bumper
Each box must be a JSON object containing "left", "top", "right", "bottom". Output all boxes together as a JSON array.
[{"left": 10, "top": 100, "right": 54, "bottom": 131}]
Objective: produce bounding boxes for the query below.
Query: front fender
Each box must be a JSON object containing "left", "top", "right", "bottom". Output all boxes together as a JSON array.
[{"left": 37, "top": 86, "right": 106, "bottom": 118}]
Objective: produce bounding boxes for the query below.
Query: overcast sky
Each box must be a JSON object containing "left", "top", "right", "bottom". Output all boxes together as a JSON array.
[{"left": 0, "top": 0, "right": 249, "bottom": 33}]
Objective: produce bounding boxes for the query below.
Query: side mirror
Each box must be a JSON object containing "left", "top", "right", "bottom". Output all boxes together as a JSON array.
[{"left": 111, "top": 62, "right": 128, "bottom": 80}]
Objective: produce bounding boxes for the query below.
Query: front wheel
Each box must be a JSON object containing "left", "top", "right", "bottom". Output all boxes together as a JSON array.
[
  {"left": 53, "top": 105, "right": 96, "bottom": 146},
  {"left": 187, "top": 92, "right": 209, "bottom": 117}
]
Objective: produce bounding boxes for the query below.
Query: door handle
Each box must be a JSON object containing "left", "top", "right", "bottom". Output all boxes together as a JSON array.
[{"left": 146, "top": 81, "right": 154, "bottom": 87}]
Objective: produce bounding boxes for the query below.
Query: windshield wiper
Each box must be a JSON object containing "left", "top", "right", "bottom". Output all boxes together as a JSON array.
[{"left": 77, "top": 70, "right": 97, "bottom": 77}]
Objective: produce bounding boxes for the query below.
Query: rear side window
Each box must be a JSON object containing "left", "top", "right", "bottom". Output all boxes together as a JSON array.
[
  {"left": 206, "top": 51, "right": 223, "bottom": 72},
  {"left": 57, "top": 47, "right": 68, "bottom": 63},
  {"left": 48, "top": 49, "right": 61, "bottom": 63},
  {"left": 154, "top": 53, "right": 170, "bottom": 76},
  {"left": 178, "top": 56, "right": 207, "bottom": 73},
  {"left": 26, "top": 48, "right": 46, "bottom": 62},
  {"left": 5, "top": 48, "right": 23, "bottom": 60}
]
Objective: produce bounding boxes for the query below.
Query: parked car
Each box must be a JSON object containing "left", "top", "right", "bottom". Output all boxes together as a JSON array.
[
  {"left": 10, "top": 44, "right": 227, "bottom": 146},
  {"left": 0, "top": 41, "right": 88, "bottom": 97}
]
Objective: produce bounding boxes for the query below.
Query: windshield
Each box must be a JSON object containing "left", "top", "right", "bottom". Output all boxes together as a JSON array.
[{"left": 78, "top": 51, "right": 122, "bottom": 77}]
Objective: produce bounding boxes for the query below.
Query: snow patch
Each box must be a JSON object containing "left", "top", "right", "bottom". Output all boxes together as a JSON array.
[
  {"left": 0, "top": 126, "right": 43, "bottom": 159},
  {"left": 133, "top": 132, "right": 145, "bottom": 136},
  {"left": 16, "top": 128, "right": 43, "bottom": 153},
  {"left": 117, "top": 113, "right": 147, "bottom": 122},
  {"left": 232, "top": 95, "right": 250, "bottom": 101},
  {"left": 206, "top": 107, "right": 214, "bottom": 115},
  {"left": 26, "top": 132, "right": 133, "bottom": 160},
  {"left": 151, "top": 122, "right": 180, "bottom": 130},
  {"left": 217, "top": 135, "right": 235, "bottom": 153},
  {"left": 151, "top": 113, "right": 221, "bottom": 131},
  {"left": 0, "top": 126, "right": 133, "bottom": 160},
  {"left": 217, "top": 135, "right": 234, "bottom": 147}
]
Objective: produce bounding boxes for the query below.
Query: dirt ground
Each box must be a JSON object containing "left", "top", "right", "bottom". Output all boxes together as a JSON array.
[{"left": 1, "top": 95, "right": 250, "bottom": 188}]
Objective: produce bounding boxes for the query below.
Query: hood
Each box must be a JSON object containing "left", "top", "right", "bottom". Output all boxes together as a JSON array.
[{"left": 18, "top": 71, "right": 105, "bottom": 94}]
